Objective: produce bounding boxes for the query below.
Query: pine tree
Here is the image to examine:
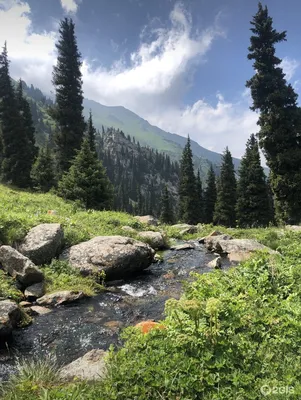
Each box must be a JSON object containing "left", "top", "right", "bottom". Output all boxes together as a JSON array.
[
  {"left": 204, "top": 165, "right": 217, "bottom": 224},
  {"left": 57, "top": 137, "right": 113, "bottom": 210},
  {"left": 31, "top": 144, "right": 55, "bottom": 192},
  {"left": 236, "top": 134, "right": 272, "bottom": 227},
  {"left": 52, "top": 18, "right": 85, "bottom": 176},
  {"left": 86, "top": 110, "right": 96, "bottom": 151},
  {"left": 0, "top": 43, "right": 34, "bottom": 187},
  {"left": 160, "top": 185, "right": 174, "bottom": 224},
  {"left": 195, "top": 169, "right": 204, "bottom": 223},
  {"left": 178, "top": 136, "right": 198, "bottom": 224},
  {"left": 246, "top": 3, "right": 301, "bottom": 223},
  {"left": 16, "top": 80, "right": 37, "bottom": 176},
  {"left": 214, "top": 148, "right": 237, "bottom": 227}
]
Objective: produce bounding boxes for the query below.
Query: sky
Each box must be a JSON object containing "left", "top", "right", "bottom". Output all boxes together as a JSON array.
[{"left": 0, "top": 0, "right": 300, "bottom": 158}]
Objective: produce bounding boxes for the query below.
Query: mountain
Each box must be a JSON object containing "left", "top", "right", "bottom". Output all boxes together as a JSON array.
[{"left": 83, "top": 98, "right": 242, "bottom": 171}]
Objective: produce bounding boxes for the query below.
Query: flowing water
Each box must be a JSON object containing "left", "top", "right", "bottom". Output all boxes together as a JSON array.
[{"left": 0, "top": 240, "right": 229, "bottom": 381}]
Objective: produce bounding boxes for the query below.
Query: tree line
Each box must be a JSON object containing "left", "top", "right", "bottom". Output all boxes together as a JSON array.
[{"left": 0, "top": 3, "right": 300, "bottom": 226}]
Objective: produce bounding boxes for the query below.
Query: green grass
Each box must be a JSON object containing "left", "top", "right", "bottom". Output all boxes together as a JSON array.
[
  {"left": 0, "top": 270, "right": 24, "bottom": 301},
  {"left": 2, "top": 229, "right": 301, "bottom": 399},
  {"left": 0, "top": 184, "right": 144, "bottom": 247}
]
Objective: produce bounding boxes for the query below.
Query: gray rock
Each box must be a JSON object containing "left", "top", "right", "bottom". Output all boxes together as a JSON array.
[
  {"left": 170, "top": 243, "right": 195, "bottom": 251},
  {"left": 171, "top": 224, "right": 195, "bottom": 231},
  {"left": 138, "top": 231, "right": 167, "bottom": 250},
  {"left": 60, "top": 236, "right": 154, "bottom": 281},
  {"left": 30, "top": 305, "right": 52, "bottom": 315},
  {"left": 204, "top": 235, "right": 233, "bottom": 251},
  {"left": 25, "top": 282, "right": 45, "bottom": 300},
  {"left": 19, "top": 301, "right": 32, "bottom": 308},
  {"left": 180, "top": 226, "right": 198, "bottom": 235},
  {"left": 135, "top": 215, "right": 158, "bottom": 226},
  {"left": 19, "top": 223, "right": 64, "bottom": 265},
  {"left": 37, "top": 291, "right": 86, "bottom": 306},
  {"left": 205, "top": 237, "right": 277, "bottom": 261},
  {"left": 286, "top": 225, "right": 301, "bottom": 231},
  {"left": 60, "top": 349, "right": 107, "bottom": 381},
  {"left": 0, "top": 300, "right": 21, "bottom": 337},
  {"left": 0, "top": 246, "right": 44, "bottom": 288},
  {"left": 207, "top": 256, "right": 222, "bottom": 269}
]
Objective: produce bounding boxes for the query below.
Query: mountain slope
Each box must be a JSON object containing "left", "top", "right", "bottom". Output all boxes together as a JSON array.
[{"left": 83, "top": 98, "right": 241, "bottom": 170}]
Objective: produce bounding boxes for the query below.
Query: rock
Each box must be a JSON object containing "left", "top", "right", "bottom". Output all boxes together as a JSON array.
[
  {"left": 30, "top": 305, "right": 52, "bottom": 315},
  {"left": 37, "top": 291, "right": 86, "bottom": 306},
  {"left": 135, "top": 320, "right": 165, "bottom": 334},
  {"left": 138, "top": 231, "right": 167, "bottom": 250},
  {"left": 0, "top": 300, "right": 21, "bottom": 338},
  {"left": 286, "top": 225, "right": 301, "bottom": 231},
  {"left": 61, "top": 236, "right": 154, "bottom": 281},
  {"left": 208, "top": 230, "right": 224, "bottom": 237},
  {"left": 24, "top": 282, "right": 45, "bottom": 300},
  {"left": 60, "top": 349, "right": 107, "bottom": 381},
  {"left": 205, "top": 237, "right": 276, "bottom": 261},
  {"left": 19, "top": 223, "right": 64, "bottom": 265},
  {"left": 19, "top": 301, "right": 32, "bottom": 308},
  {"left": 171, "top": 224, "right": 197, "bottom": 235},
  {"left": 135, "top": 215, "right": 158, "bottom": 226},
  {"left": 0, "top": 246, "right": 44, "bottom": 289},
  {"left": 121, "top": 226, "right": 136, "bottom": 233},
  {"left": 207, "top": 256, "right": 222, "bottom": 269},
  {"left": 180, "top": 226, "right": 198, "bottom": 235},
  {"left": 199, "top": 233, "right": 232, "bottom": 244},
  {"left": 170, "top": 243, "right": 195, "bottom": 251}
]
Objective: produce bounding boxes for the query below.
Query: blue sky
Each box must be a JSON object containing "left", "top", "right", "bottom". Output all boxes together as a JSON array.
[{"left": 0, "top": 0, "right": 300, "bottom": 157}]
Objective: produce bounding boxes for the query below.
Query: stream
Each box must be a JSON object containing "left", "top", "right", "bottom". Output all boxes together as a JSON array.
[{"left": 0, "top": 240, "right": 228, "bottom": 382}]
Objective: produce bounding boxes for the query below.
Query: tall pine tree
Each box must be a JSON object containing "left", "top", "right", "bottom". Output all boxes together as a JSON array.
[
  {"left": 160, "top": 185, "right": 174, "bottom": 224},
  {"left": 52, "top": 18, "right": 85, "bottom": 176},
  {"left": 86, "top": 110, "right": 96, "bottom": 151},
  {"left": 31, "top": 143, "right": 55, "bottom": 192},
  {"left": 0, "top": 43, "right": 35, "bottom": 187},
  {"left": 214, "top": 147, "right": 237, "bottom": 227},
  {"left": 236, "top": 134, "right": 272, "bottom": 227},
  {"left": 178, "top": 136, "right": 198, "bottom": 224},
  {"left": 57, "top": 137, "right": 113, "bottom": 210},
  {"left": 204, "top": 165, "right": 217, "bottom": 224},
  {"left": 246, "top": 3, "right": 301, "bottom": 223},
  {"left": 195, "top": 169, "right": 204, "bottom": 223}
]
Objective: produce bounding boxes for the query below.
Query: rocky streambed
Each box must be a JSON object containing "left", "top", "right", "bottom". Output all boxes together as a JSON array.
[{"left": 0, "top": 239, "right": 220, "bottom": 381}]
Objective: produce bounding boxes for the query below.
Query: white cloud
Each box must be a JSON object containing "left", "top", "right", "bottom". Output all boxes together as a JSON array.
[
  {"left": 60, "top": 0, "right": 79, "bottom": 14},
  {"left": 0, "top": 0, "right": 259, "bottom": 158},
  {"left": 281, "top": 57, "right": 299, "bottom": 81}
]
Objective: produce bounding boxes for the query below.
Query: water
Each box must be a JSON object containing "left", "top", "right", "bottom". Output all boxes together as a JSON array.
[{"left": 0, "top": 241, "right": 227, "bottom": 381}]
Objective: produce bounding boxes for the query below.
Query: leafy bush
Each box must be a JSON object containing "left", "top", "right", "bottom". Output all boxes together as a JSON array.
[{"left": 0, "top": 270, "right": 23, "bottom": 301}]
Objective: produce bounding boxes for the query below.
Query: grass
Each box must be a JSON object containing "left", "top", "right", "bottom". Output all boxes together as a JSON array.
[{"left": 0, "top": 184, "right": 143, "bottom": 247}]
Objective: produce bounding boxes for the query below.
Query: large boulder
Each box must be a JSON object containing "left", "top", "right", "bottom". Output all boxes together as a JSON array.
[
  {"left": 0, "top": 246, "right": 44, "bottom": 288},
  {"left": 204, "top": 236, "right": 276, "bottom": 261},
  {"left": 19, "top": 223, "right": 64, "bottom": 265},
  {"left": 60, "top": 236, "right": 155, "bottom": 281},
  {"left": 60, "top": 349, "right": 108, "bottom": 381},
  {"left": 37, "top": 291, "right": 86, "bottom": 306},
  {"left": 138, "top": 231, "right": 167, "bottom": 250},
  {"left": 0, "top": 300, "right": 21, "bottom": 338},
  {"left": 135, "top": 215, "right": 158, "bottom": 226}
]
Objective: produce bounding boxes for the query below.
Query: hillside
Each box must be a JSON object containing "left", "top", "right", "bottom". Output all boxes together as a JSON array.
[{"left": 83, "top": 98, "right": 241, "bottom": 171}]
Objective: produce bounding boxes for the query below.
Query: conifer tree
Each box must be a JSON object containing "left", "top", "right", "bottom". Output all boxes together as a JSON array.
[
  {"left": 160, "top": 185, "right": 174, "bottom": 224},
  {"left": 52, "top": 18, "right": 85, "bottom": 176},
  {"left": 0, "top": 43, "right": 34, "bottom": 187},
  {"left": 86, "top": 110, "right": 96, "bottom": 151},
  {"left": 236, "top": 134, "right": 271, "bottom": 227},
  {"left": 204, "top": 165, "right": 217, "bottom": 224},
  {"left": 57, "top": 137, "right": 113, "bottom": 210},
  {"left": 195, "top": 169, "right": 204, "bottom": 223},
  {"left": 214, "top": 148, "right": 237, "bottom": 227},
  {"left": 178, "top": 136, "right": 198, "bottom": 224},
  {"left": 31, "top": 144, "right": 55, "bottom": 192},
  {"left": 247, "top": 3, "right": 301, "bottom": 223}
]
